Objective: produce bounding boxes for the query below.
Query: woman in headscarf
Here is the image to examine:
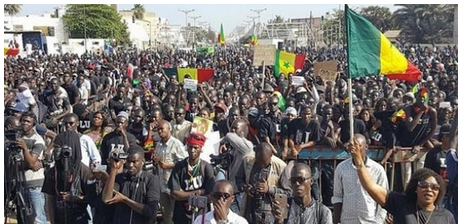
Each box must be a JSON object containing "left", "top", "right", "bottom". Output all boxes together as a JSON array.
[{"left": 42, "top": 130, "right": 96, "bottom": 224}]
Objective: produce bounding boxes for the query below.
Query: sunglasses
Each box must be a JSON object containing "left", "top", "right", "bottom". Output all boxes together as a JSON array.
[
  {"left": 212, "top": 192, "right": 231, "bottom": 200},
  {"left": 290, "top": 177, "right": 311, "bottom": 185},
  {"left": 417, "top": 181, "right": 440, "bottom": 191},
  {"left": 65, "top": 121, "right": 76, "bottom": 126}
]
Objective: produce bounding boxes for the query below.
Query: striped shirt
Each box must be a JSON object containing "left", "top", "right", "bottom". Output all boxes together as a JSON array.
[{"left": 332, "top": 157, "right": 388, "bottom": 224}]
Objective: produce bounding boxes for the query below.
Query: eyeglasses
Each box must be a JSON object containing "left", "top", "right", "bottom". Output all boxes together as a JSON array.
[
  {"left": 418, "top": 181, "right": 440, "bottom": 191},
  {"left": 212, "top": 192, "right": 231, "bottom": 200},
  {"left": 290, "top": 177, "right": 311, "bottom": 185}
]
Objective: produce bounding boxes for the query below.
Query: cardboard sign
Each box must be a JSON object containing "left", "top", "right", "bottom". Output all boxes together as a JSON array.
[
  {"left": 184, "top": 78, "right": 198, "bottom": 91},
  {"left": 253, "top": 45, "right": 276, "bottom": 66},
  {"left": 291, "top": 76, "right": 305, "bottom": 87},
  {"left": 314, "top": 61, "right": 338, "bottom": 83}
]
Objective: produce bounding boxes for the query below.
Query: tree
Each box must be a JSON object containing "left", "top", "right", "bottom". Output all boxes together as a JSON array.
[
  {"left": 132, "top": 4, "right": 145, "bottom": 20},
  {"left": 393, "top": 4, "right": 455, "bottom": 43},
  {"left": 360, "top": 6, "right": 394, "bottom": 32},
  {"left": 4, "top": 4, "right": 22, "bottom": 16},
  {"left": 62, "top": 4, "right": 131, "bottom": 47}
]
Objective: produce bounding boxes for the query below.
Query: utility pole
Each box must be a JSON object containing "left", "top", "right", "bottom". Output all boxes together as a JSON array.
[
  {"left": 179, "top": 9, "right": 194, "bottom": 47},
  {"left": 250, "top": 8, "right": 266, "bottom": 34},
  {"left": 248, "top": 16, "right": 258, "bottom": 35},
  {"left": 189, "top": 15, "right": 201, "bottom": 48},
  {"left": 83, "top": 5, "right": 87, "bottom": 53}
]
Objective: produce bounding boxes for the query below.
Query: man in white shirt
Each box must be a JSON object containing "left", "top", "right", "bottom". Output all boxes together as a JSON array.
[
  {"left": 194, "top": 180, "right": 248, "bottom": 224},
  {"left": 332, "top": 134, "right": 388, "bottom": 224}
]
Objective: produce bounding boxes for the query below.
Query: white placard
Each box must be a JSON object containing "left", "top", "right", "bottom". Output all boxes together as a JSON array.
[
  {"left": 184, "top": 78, "right": 198, "bottom": 91},
  {"left": 253, "top": 45, "right": 276, "bottom": 66},
  {"left": 291, "top": 76, "right": 305, "bottom": 87},
  {"left": 199, "top": 131, "right": 221, "bottom": 163}
]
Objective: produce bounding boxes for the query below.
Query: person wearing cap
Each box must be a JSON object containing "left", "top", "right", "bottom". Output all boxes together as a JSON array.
[
  {"left": 43, "top": 77, "right": 72, "bottom": 129},
  {"left": 100, "top": 111, "right": 138, "bottom": 167},
  {"left": 168, "top": 132, "right": 215, "bottom": 224},
  {"left": 214, "top": 102, "right": 228, "bottom": 122},
  {"left": 281, "top": 107, "right": 298, "bottom": 160},
  {"left": 395, "top": 87, "right": 438, "bottom": 188}
]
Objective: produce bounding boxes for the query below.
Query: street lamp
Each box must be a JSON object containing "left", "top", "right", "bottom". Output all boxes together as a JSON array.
[
  {"left": 179, "top": 9, "right": 194, "bottom": 47},
  {"left": 250, "top": 8, "right": 266, "bottom": 34},
  {"left": 147, "top": 22, "right": 152, "bottom": 47},
  {"left": 189, "top": 15, "right": 201, "bottom": 48}
]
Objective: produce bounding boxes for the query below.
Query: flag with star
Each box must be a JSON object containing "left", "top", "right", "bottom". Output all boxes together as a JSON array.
[{"left": 274, "top": 50, "right": 305, "bottom": 78}]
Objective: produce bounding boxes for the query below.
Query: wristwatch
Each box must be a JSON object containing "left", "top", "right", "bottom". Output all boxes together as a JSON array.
[{"left": 217, "top": 220, "right": 229, "bottom": 224}]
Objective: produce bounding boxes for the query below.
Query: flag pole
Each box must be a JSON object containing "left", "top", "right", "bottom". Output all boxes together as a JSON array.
[{"left": 344, "top": 4, "right": 354, "bottom": 143}]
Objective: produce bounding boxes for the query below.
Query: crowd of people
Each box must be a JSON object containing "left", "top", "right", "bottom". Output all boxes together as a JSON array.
[{"left": 4, "top": 43, "right": 458, "bottom": 224}]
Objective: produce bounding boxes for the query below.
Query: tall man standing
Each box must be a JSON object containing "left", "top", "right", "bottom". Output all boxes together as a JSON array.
[{"left": 332, "top": 134, "right": 388, "bottom": 224}]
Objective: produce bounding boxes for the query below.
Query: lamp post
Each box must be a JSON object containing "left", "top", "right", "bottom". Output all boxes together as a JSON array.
[
  {"left": 147, "top": 21, "right": 152, "bottom": 47},
  {"left": 179, "top": 9, "right": 194, "bottom": 46},
  {"left": 250, "top": 8, "right": 266, "bottom": 34},
  {"left": 189, "top": 15, "right": 201, "bottom": 48}
]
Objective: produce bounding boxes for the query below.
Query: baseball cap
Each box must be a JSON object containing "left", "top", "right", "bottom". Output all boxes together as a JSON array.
[
  {"left": 439, "top": 124, "right": 451, "bottom": 135},
  {"left": 296, "top": 87, "right": 307, "bottom": 94},
  {"left": 214, "top": 103, "right": 227, "bottom": 113},
  {"left": 117, "top": 111, "right": 129, "bottom": 120},
  {"left": 247, "top": 107, "right": 260, "bottom": 118}
]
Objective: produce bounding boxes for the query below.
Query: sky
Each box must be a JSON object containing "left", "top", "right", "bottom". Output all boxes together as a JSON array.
[{"left": 16, "top": 3, "right": 400, "bottom": 33}]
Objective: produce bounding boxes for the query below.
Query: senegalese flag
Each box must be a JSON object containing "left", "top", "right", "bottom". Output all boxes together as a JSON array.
[
  {"left": 420, "top": 88, "right": 429, "bottom": 104},
  {"left": 219, "top": 24, "right": 225, "bottom": 46},
  {"left": 272, "top": 91, "right": 286, "bottom": 111},
  {"left": 162, "top": 68, "right": 214, "bottom": 83},
  {"left": 274, "top": 50, "right": 305, "bottom": 78},
  {"left": 345, "top": 5, "right": 421, "bottom": 82},
  {"left": 250, "top": 34, "right": 258, "bottom": 46},
  {"left": 391, "top": 108, "right": 406, "bottom": 123},
  {"left": 4, "top": 47, "right": 19, "bottom": 56}
]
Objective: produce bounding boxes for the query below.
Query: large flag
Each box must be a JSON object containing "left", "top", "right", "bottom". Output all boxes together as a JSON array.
[
  {"left": 274, "top": 50, "right": 305, "bottom": 78},
  {"left": 219, "top": 24, "right": 225, "bottom": 46},
  {"left": 345, "top": 5, "right": 421, "bottom": 82},
  {"left": 162, "top": 68, "right": 214, "bottom": 83}
]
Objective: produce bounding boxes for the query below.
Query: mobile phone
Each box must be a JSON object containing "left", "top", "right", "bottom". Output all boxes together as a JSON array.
[
  {"left": 274, "top": 193, "right": 288, "bottom": 219},
  {"left": 95, "top": 164, "right": 107, "bottom": 171}
]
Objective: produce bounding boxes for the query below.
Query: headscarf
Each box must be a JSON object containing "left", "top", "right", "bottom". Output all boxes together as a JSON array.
[{"left": 187, "top": 132, "right": 207, "bottom": 147}]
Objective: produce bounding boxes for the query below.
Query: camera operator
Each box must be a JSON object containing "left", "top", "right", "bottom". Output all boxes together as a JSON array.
[
  {"left": 194, "top": 180, "right": 248, "bottom": 224},
  {"left": 236, "top": 142, "right": 288, "bottom": 224},
  {"left": 42, "top": 130, "right": 97, "bottom": 224},
  {"left": 168, "top": 132, "right": 216, "bottom": 224},
  {"left": 102, "top": 145, "right": 160, "bottom": 224}
]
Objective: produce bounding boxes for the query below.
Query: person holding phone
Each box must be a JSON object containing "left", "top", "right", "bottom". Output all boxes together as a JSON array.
[
  {"left": 273, "top": 162, "right": 332, "bottom": 224},
  {"left": 194, "top": 180, "right": 248, "bottom": 224}
]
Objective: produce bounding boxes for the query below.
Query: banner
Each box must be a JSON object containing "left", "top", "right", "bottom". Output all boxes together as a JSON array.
[{"left": 253, "top": 45, "right": 276, "bottom": 66}]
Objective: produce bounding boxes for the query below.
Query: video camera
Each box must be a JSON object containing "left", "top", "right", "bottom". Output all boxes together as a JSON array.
[
  {"left": 5, "top": 129, "right": 22, "bottom": 153},
  {"left": 210, "top": 152, "right": 233, "bottom": 170},
  {"left": 188, "top": 195, "right": 208, "bottom": 209},
  {"left": 53, "top": 145, "right": 73, "bottom": 160},
  {"left": 110, "top": 151, "right": 129, "bottom": 162}
]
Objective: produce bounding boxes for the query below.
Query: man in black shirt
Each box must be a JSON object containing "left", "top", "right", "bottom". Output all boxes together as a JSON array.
[
  {"left": 109, "top": 85, "right": 132, "bottom": 122},
  {"left": 100, "top": 111, "right": 138, "bottom": 166},
  {"left": 62, "top": 72, "right": 81, "bottom": 106},
  {"left": 102, "top": 145, "right": 160, "bottom": 224},
  {"left": 288, "top": 105, "right": 322, "bottom": 157},
  {"left": 168, "top": 132, "right": 215, "bottom": 224}
]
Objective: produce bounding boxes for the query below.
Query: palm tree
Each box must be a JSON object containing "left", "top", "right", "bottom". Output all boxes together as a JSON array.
[
  {"left": 393, "top": 4, "right": 454, "bottom": 43},
  {"left": 132, "top": 4, "right": 145, "bottom": 20},
  {"left": 4, "top": 4, "right": 22, "bottom": 16}
]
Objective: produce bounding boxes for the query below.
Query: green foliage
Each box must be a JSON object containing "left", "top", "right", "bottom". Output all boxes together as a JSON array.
[
  {"left": 393, "top": 4, "right": 455, "bottom": 43},
  {"left": 132, "top": 4, "right": 145, "bottom": 20},
  {"left": 360, "top": 6, "right": 394, "bottom": 32},
  {"left": 4, "top": 4, "right": 22, "bottom": 16},
  {"left": 62, "top": 4, "right": 131, "bottom": 47}
]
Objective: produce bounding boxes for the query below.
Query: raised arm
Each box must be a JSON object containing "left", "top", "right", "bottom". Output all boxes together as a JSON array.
[{"left": 350, "top": 138, "right": 388, "bottom": 207}]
